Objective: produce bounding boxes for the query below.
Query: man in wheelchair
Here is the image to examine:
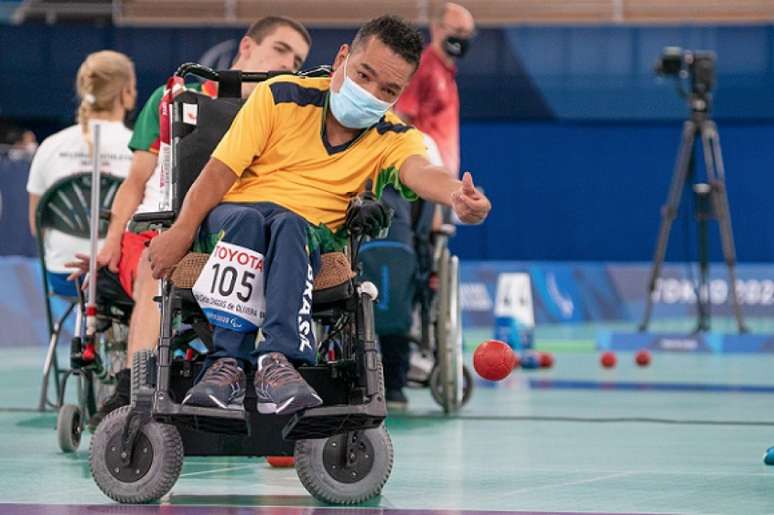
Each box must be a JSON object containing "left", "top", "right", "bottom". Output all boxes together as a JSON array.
[{"left": 147, "top": 15, "right": 490, "bottom": 415}]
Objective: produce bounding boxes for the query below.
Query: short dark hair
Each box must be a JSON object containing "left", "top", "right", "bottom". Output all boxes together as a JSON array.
[
  {"left": 352, "top": 15, "right": 423, "bottom": 69},
  {"left": 245, "top": 16, "right": 312, "bottom": 48}
]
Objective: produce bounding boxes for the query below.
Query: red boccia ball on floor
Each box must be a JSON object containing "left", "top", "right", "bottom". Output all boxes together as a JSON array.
[
  {"left": 539, "top": 352, "right": 554, "bottom": 369},
  {"left": 635, "top": 349, "right": 651, "bottom": 367},
  {"left": 267, "top": 456, "right": 295, "bottom": 468},
  {"left": 473, "top": 340, "right": 517, "bottom": 381},
  {"left": 600, "top": 351, "right": 617, "bottom": 368}
]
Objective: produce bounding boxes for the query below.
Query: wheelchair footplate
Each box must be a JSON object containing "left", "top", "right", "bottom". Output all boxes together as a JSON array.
[{"left": 153, "top": 360, "right": 386, "bottom": 457}]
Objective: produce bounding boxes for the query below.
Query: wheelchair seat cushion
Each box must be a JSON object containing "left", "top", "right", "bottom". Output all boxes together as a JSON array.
[
  {"left": 313, "top": 253, "right": 355, "bottom": 290},
  {"left": 170, "top": 251, "right": 354, "bottom": 293},
  {"left": 170, "top": 252, "right": 210, "bottom": 289}
]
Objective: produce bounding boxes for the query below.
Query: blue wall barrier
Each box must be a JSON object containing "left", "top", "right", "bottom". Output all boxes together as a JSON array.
[{"left": 459, "top": 260, "right": 774, "bottom": 330}]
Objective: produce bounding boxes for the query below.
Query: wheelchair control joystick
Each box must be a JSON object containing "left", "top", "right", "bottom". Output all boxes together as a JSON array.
[{"left": 345, "top": 179, "right": 393, "bottom": 240}]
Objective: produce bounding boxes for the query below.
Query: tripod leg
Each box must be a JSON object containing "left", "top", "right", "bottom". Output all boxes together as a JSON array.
[
  {"left": 702, "top": 121, "right": 748, "bottom": 333},
  {"left": 640, "top": 121, "right": 697, "bottom": 332}
]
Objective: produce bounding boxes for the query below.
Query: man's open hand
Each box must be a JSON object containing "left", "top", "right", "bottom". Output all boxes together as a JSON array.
[{"left": 451, "top": 172, "right": 490, "bottom": 225}]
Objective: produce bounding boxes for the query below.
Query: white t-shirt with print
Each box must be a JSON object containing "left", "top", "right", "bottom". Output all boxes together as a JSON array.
[{"left": 26, "top": 122, "right": 133, "bottom": 273}]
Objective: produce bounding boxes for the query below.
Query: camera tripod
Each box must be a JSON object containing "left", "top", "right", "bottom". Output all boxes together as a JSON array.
[{"left": 639, "top": 96, "right": 747, "bottom": 333}]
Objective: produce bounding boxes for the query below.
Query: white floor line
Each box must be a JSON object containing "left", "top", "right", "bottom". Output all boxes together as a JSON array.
[
  {"left": 495, "top": 471, "right": 636, "bottom": 500},
  {"left": 178, "top": 464, "right": 255, "bottom": 478}
]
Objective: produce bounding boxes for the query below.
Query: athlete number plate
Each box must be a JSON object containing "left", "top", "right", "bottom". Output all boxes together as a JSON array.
[{"left": 192, "top": 241, "right": 265, "bottom": 332}]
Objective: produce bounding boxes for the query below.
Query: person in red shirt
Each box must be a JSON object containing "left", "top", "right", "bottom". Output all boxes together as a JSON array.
[{"left": 395, "top": 2, "right": 475, "bottom": 175}]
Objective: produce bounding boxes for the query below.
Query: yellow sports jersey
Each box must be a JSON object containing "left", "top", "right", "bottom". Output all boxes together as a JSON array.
[{"left": 212, "top": 74, "right": 427, "bottom": 242}]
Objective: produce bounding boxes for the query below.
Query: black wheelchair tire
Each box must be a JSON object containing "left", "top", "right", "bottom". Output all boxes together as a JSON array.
[
  {"left": 57, "top": 403, "right": 82, "bottom": 453},
  {"left": 294, "top": 425, "right": 394, "bottom": 505},
  {"left": 90, "top": 405, "right": 183, "bottom": 503}
]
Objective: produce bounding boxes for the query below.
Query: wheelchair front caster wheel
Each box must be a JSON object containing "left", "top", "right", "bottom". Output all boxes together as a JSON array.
[
  {"left": 429, "top": 364, "right": 474, "bottom": 411},
  {"left": 294, "top": 425, "right": 394, "bottom": 504},
  {"left": 90, "top": 406, "right": 183, "bottom": 503},
  {"left": 57, "top": 404, "right": 82, "bottom": 453}
]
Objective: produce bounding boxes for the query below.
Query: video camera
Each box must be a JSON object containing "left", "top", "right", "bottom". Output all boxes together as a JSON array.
[{"left": 655, "top": 47, "right": 716, "bottom": 99}]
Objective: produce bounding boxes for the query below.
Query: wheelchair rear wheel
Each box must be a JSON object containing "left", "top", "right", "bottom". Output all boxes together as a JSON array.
[
  {"left": 294, "top": 425, "right": 394, "bottom": 504},
  {"left": 434, "top": 250, "right": 467, "bottom": 413},
  {"left": 90, "top": 405, "right": 183, "bottom": 503},
  {"left": 429, "top": 363, "right": 473, "bottom": 408},
  {"left": 56, "top": 403, "right": 82, "bottom": 453}
]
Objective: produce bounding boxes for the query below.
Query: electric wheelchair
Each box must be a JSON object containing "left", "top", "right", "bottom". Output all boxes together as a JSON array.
[
  {"left": 89, "top": 64, "right": 393, "bottom": 505},
  {"left": 35, "top": 172, "right": 133, "bottom": 452}
]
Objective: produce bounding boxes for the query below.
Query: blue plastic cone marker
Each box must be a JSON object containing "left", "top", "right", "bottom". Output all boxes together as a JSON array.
[
  {"left": 763, "top": 447, "right": 774, "bottom": 465},
  {"left": 521, "top": 353, "right": 540, "bottom": 370}
]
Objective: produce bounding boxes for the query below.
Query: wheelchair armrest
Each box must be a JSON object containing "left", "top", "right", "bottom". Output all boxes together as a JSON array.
[{"left": 132, "top": 210, "right": 176, "bottom": 227}]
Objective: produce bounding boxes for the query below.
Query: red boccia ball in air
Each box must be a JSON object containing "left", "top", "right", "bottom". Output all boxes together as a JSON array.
[{"left": 473, "top": 340, "right": 517, "bottom": 381}]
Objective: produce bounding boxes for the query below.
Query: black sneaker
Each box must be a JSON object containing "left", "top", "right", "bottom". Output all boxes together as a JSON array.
[
  {"left": 88, "top": 368, "right": 131, "bottom": 431},
  {"left": 254, "top": 353, "right": 323, "bottom": 415},
  {"left": 182, "top": 358, "right": 246, "bottom": 409},
  {"left": 386, "top": 388, "right": 408, "bottom": 411}
]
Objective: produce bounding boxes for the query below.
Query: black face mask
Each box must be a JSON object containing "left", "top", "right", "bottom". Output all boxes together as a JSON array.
[{"left": 443, "top": 36, "right": 471, "bottom": 58}]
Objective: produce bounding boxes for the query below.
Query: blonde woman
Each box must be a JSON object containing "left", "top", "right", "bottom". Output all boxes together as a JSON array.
[{"left": 27, "top": 50, "right": 136, "bottom": 297}]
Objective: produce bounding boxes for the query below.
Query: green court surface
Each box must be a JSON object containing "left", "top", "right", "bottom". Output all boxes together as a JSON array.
[{"left": 3, "top": 337, "right": 774, "bottom": 514}]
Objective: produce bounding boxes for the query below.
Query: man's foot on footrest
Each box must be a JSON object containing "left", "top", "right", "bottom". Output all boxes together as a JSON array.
[
  {"left": 254, "top": 352, "right": 323, "bottom": 415},
  {"left": 182, "top": 357, "right": 246, "bottom": 409},
  {"left": 88, "top": 368, "right": 131, "bottom": 431}
]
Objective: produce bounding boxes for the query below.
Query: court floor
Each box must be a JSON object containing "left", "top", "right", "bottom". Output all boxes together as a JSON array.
[{"left": 2, "top": 334, "right": 774, "bottom": 515}]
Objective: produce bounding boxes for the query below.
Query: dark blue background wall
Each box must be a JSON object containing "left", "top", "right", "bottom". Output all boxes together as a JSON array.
[
  {"left": 3, "top": 24, "right": 774, "bottom": 123},
  {"left": 453, "top": 120, "right": 774, "bottom": 262},
  {"left": 1, "top": 23, "right": 772, "bottom": 262}
]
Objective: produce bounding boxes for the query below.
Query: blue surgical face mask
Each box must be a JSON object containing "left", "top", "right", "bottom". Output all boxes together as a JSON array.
[{"left": 329, "top": 56, "right": 393, "bottom": 129}]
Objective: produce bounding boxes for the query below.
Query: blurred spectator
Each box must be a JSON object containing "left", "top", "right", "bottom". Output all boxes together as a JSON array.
[
  {"left": 26, "top": 50, "right": 136, "bottom": 297},
  {"left": 8, "top": 130, "right": 38, "bottom": 161}
]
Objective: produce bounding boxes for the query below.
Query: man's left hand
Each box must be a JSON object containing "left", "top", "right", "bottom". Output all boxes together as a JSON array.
[{"left": 451, "top": 172, "right": 490, "bottom": 224}]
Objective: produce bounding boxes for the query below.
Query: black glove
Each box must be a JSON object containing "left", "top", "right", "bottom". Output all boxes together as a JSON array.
[{"left": 345, "top": 183, "right": 392, "bottom": 238}]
